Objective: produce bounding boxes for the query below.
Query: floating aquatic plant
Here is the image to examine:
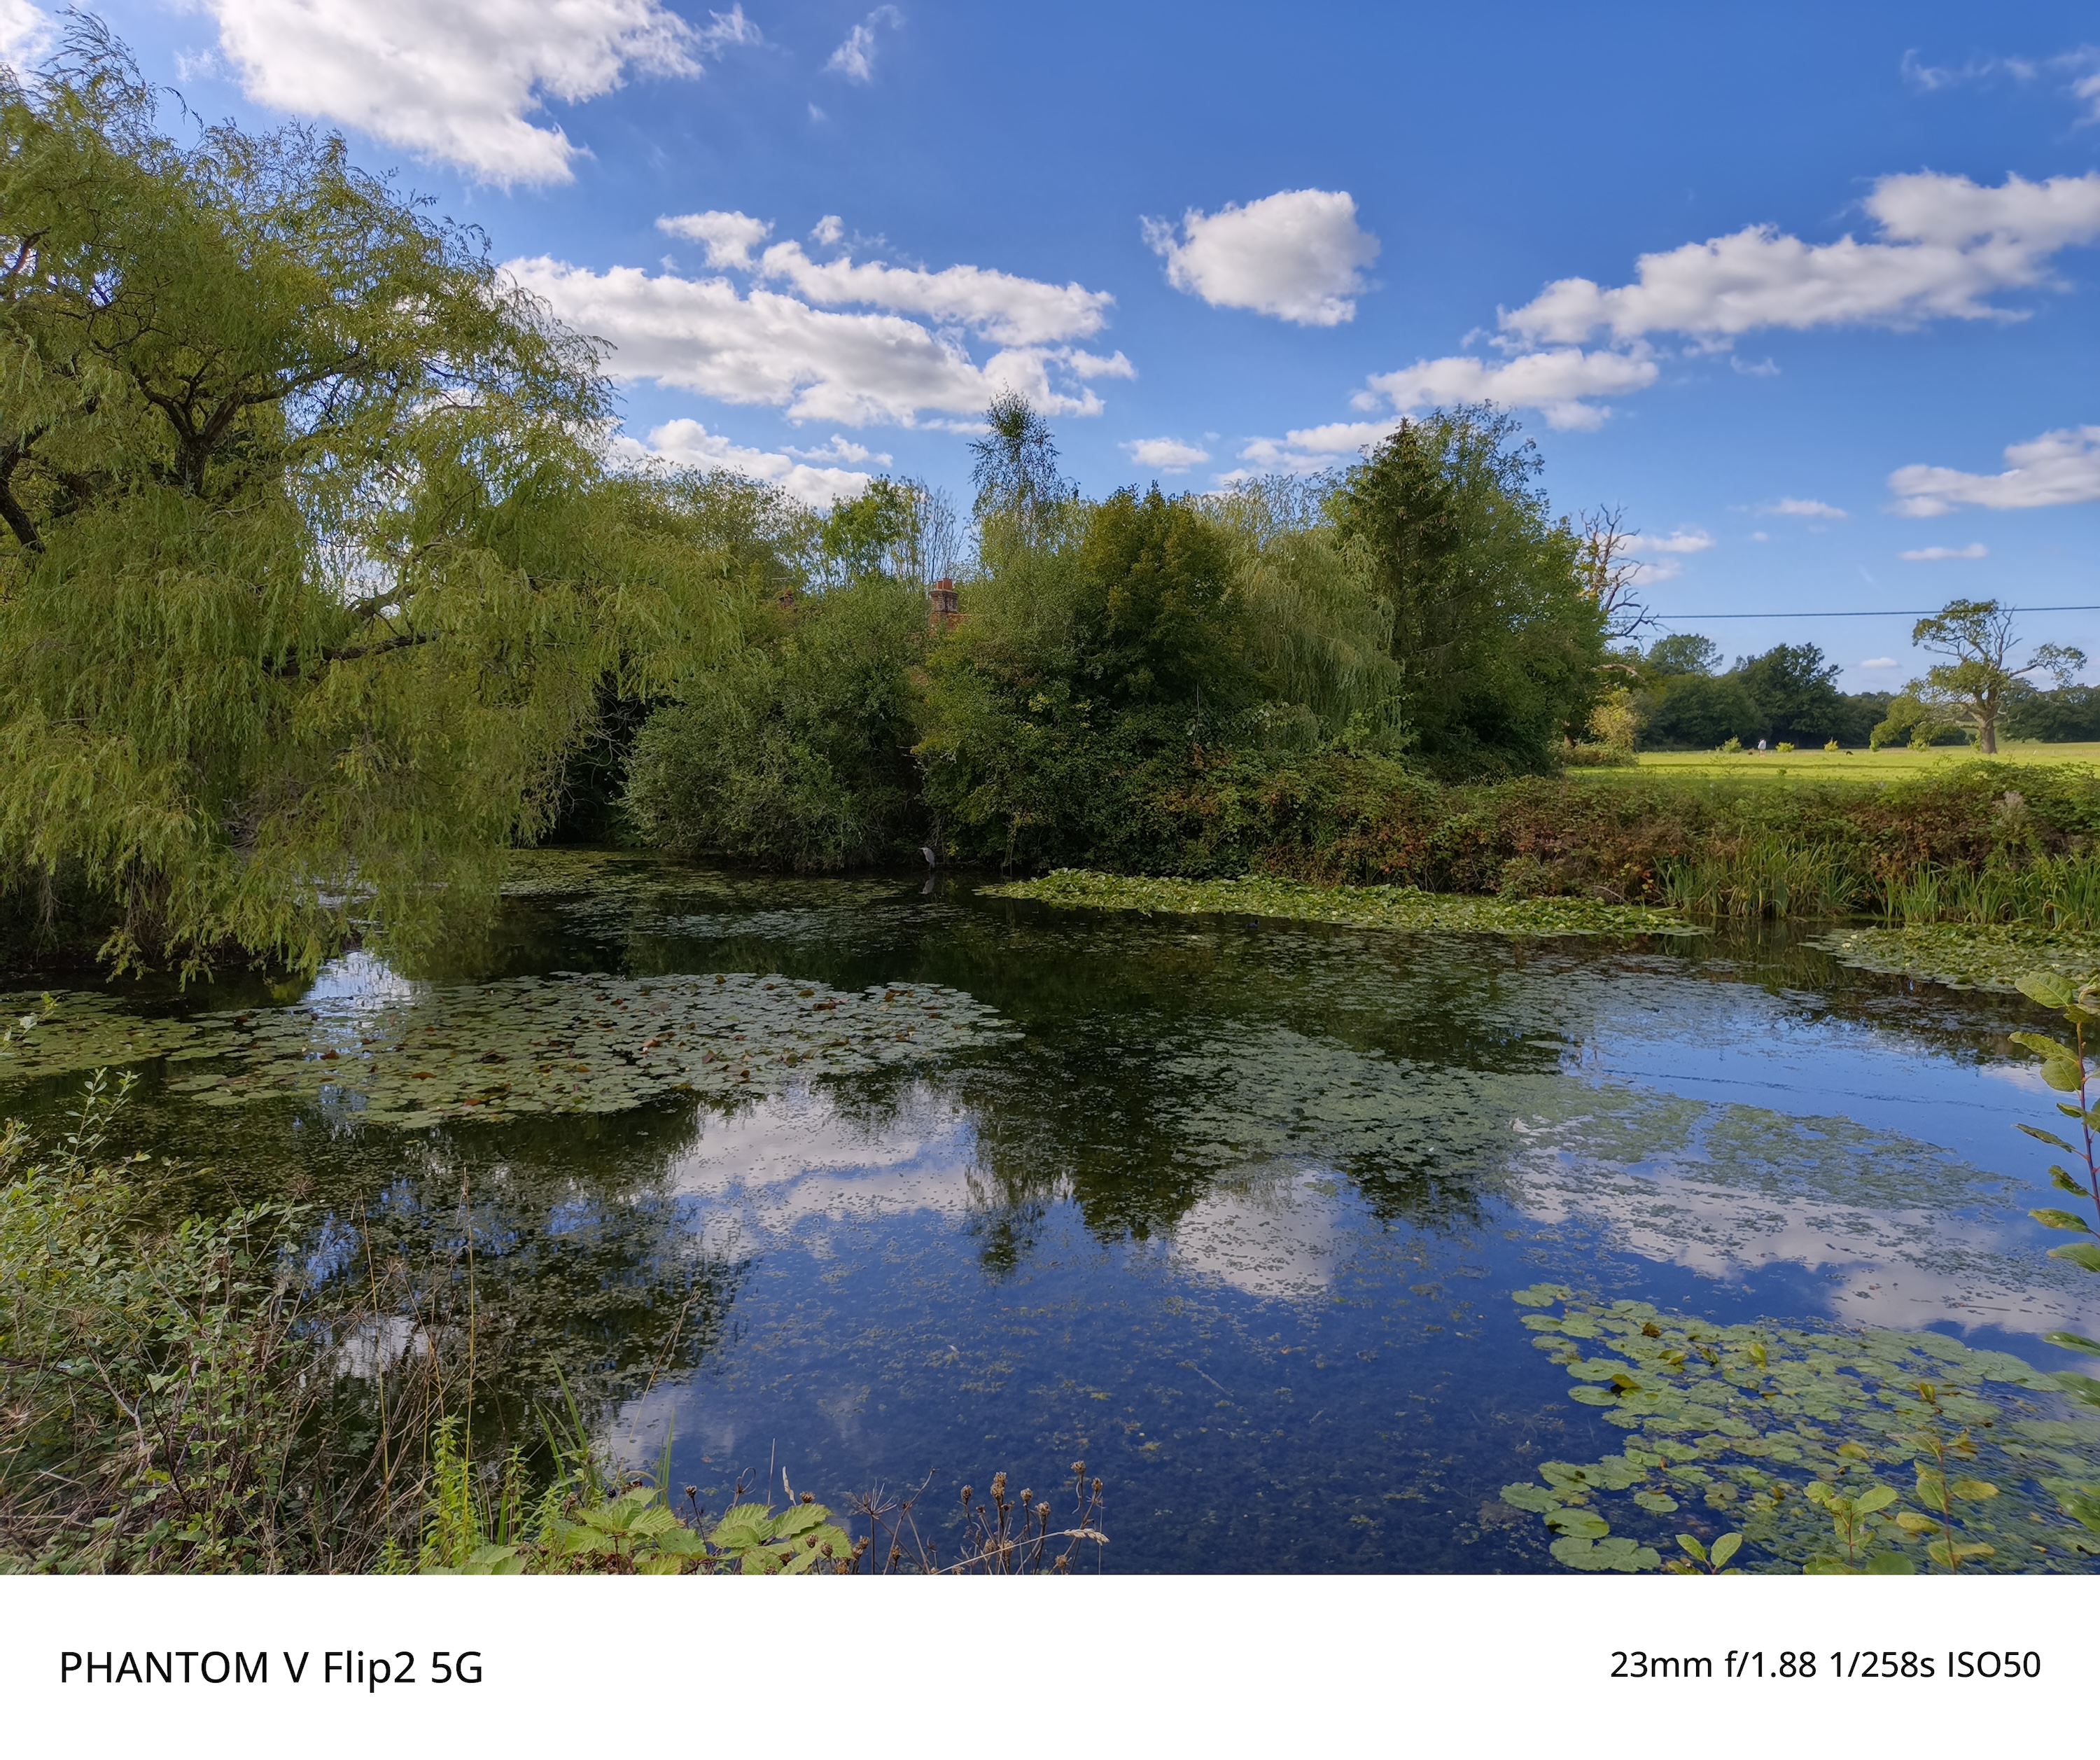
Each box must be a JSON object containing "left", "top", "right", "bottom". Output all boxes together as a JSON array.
[
  {"left": 982, "top": 870, "right": 1702, "bottom": 939},
  {"left": 1809, "top": 923, "right": 2100, "bottom": 993},
  {"left": 1502, "top": 1287, "right": 2100, "bottom": 1573},
  {"left": 0, "top": 989, "right": 220, "bottom": 1080},
  {"left": 4, "top": 974, "right": 1010, "bottom": 1128}
]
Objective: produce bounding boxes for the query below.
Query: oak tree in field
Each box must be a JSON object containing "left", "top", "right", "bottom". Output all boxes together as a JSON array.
[{"left": 1898, "top": 599, "right": 2084, "bottom": 755}]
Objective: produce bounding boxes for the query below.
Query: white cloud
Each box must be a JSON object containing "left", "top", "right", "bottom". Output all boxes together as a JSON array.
[
  {"left": 1768, "top": 496, "right": 1849, "bottom": 518},
  {"left": 1887, "top": 424, "right": 2100, "bottom": 515},
  {"left": 1500, "top": 172, "right": 2100, "bottom": 345},
  {"left": 752, "top": 239, "right": 1112, "bottom": 346},
  {"left": 785, "top": 434, "right": 890, "bottom": 466},
  {"left": 0, "top": 0, "right": 51, "bottom": 69},
  {"left": 1749, "top": 530, "right": 1770, "bottom": 541},
  {"left": 825, "top": 6, "right": 900, "bottom": 83},
  {"left": 1144, "top": 189, "right": 1379, "bottom": 326},
  {"left": 507, "top": 254, "right": 1115, "bottom": 426},
  {"left": 1625, "top": 527, "right": 1715, "bottom": 555},
  {"left": 1124, "top": 438, "right": 1210, "bottom": 473},
  {"left": 1356, "top": 345, "right": 1659, "bottom": 431},
  {"left": 613, "top": 417, "right": 872, "bottom": 505},
  {"left": 811, "top": 215, "right": 845, "bottom": 246},
  {"left": 1898, "top": 542, "right": 1989, "bottom": 560},
  {"left": 1235, "top": 419, "right": 1397, "bottom": 475},
  {"left": 1860, "top": 656, "right": 1900, "bottom": 669},
  {"left": 657, "top": 210, "right": 772, "bottom": 270},
  {"left": 197, "top": 0, "right": 758, "bottom": 184}
]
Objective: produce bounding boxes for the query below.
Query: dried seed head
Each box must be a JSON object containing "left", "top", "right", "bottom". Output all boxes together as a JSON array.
[
  {"left": 1092, "top": 1478, "right": 1102, "bottom": 1494},
  {"left": 801, "top": 1490, "right": 815, "bottom": 1503},
  {"left": 990, "top": 1472, "right": 1007, "bottom": 1499},
  {"left": 960, "top": 1485, "right": 973, "bottom": 1506},
  {"left": 1071, "top": 1461, "right": 1085, "bottom": 1474},
  {"left": 1020, "top": 1488, "right": 1032, "bottom": 1504}
]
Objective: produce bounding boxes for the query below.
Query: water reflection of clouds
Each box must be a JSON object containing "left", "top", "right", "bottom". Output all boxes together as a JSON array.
[
  {"left": 1165, "top": 1167, "right": 1362, "bottom": 1302},
  {"left": 666, "top": 1086, "right": 981, "bottom": 1256},
  {"left": 665, "top": 1085, "right": 1365, "bottom": 1306},
  {"left": 1507, "top": 1108, "right": 2090, "bottom": 1339}
]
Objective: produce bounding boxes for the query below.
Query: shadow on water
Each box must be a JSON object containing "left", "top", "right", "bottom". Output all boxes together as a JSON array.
[{"left": 4, "top": 851, "right": 2096, "bottom": 1571}]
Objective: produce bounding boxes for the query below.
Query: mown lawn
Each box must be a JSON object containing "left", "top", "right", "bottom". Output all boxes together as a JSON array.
[{"left": 1579, "top": 741, "right": 2100, "bottom": 783}]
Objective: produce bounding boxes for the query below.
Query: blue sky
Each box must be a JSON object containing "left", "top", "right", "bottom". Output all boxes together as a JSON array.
[{"left": 11, "top": 0, "right": 2099, "bottom": 683}]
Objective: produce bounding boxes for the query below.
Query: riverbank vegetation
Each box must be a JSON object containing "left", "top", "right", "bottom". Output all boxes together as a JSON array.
[{"left": 9, "top": 28, "right": 2100, "bottom": 991}]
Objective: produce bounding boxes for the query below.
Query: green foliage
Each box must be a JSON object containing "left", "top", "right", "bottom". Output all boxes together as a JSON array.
[
  {"left": 1501, "top": 1288, "right": 2100, "bottom": 1573},
  {"left": 0, "top": 1073, "right": 323, "bottom": 1570},
  {"left": 1330, "top": 406, "right": 1607, "bottom": 772},
  {"left": 0, "top": 30, "right": 739, "bottom": 976},
  {"left": 624, "top": 568, "right": 928, "bottom": 869}
]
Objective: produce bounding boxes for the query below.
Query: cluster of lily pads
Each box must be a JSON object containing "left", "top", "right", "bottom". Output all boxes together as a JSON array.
[
  {"left": 0, "top": 989, "right": 220, "bottom": 1080},
  {"left": 982, "top": 870, "right": 1702, "bottom": 939},
  {"left": 4, "top": 973, "right": 1011, "bottom": 1130},
  {"left": 1502, "top": 1287, "right": 2100, "bottom": 1574},
  {"left": 1808, "top": 923, "right": 2100, "bottom": 993}
]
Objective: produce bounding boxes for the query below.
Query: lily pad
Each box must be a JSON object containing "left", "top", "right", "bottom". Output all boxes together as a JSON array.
[
  {"left": 0, "top": 990, "right": 218, "bottom": 1082},
  {"left": 127, "top": 970, "right": 1014, "bottom": 1126},
  {"left": 1508, "top": 1291, "right": 2100, "bottom": 1574}
]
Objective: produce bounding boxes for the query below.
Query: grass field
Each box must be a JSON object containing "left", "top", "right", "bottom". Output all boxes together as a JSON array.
[{"left": 1582, "top": 741, "right": 2100, "bottom": 783}]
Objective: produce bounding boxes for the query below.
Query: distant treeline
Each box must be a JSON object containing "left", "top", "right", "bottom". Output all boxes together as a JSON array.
[{"left": 1628, "top": 634, "right": 2100, "bottom": 750}]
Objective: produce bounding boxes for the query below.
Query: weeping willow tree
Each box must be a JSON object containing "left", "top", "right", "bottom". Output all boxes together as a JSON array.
[{"left": 0, "top": 28, "right": 740, "bottom": 975}]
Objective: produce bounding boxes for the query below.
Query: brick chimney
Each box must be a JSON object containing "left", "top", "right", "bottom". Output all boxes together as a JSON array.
[{"left": 927, "top": 577, "right": 960, "bottom": 629}]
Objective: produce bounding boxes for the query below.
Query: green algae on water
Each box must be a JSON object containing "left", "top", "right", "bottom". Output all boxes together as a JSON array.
[{"left": 981, "top": 870, "right": 1702, "bottom": 939}]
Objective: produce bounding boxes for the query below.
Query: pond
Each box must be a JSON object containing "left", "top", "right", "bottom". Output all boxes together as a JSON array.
[{"left": 6, "top": 853, "right": 2098, "bottom": 1573}]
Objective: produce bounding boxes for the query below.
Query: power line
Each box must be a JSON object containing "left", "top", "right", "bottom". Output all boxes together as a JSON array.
[{"left": 1651, "top": 603, "right": 2100, "bottom": 622}]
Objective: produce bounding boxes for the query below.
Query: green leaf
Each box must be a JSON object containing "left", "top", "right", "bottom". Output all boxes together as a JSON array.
[
  {"left": 2043, "top": 1061, "right": 2086, "bottom": 1094},
  {"left": 1950, "top": 1479, "right": 1998, "bottom": 1500},
  {"left": 2018, "top": 972, "right": 2077, "bottom": 1010},
  {"left": 1863, "top": 1551, "right": 1916, "bottom": 1574},
  {"left": 1545, "top": 1508, "right": 1610, "bottom": 1539},
  {"left": 1710, "top": 1532, "right": 1742, "bottom": 1570},
  {"left": 1675, "top": 1533, "right": 1709, "bottom": 1564},
  {"left": 1567, "top": 1385, "right": 1617, "bottom": 1406},
  {"left": 2019, "top": 1124, "right": 2078, "bottom": 1152},
  {"left": 1854, "top": 1485, "right": 1898, "bottom": 1514},
  {"left": 2049, "top": 1371, "right": 2100, "bottom": 1409},
  {"left": 2052, "top": 1166, "right": 2090, "bottom": 1194},
  {"left": 2048, "top": 1242, "right": 2100, "bottom": 1273},
  {"left": 2045, "top": 1331, "right": 2100, "bottom": 1357},
  {"left": 2012, "top": 1033, "right": 2082, "bottom": 1065},
  {"left": 2030, "top": 1208, "right": 2094, "bottom": 1233}
]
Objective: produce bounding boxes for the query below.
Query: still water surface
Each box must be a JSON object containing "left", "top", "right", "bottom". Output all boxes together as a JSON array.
[{"left": 8, "top": 857, "right": 2093, "bottom": 1571}]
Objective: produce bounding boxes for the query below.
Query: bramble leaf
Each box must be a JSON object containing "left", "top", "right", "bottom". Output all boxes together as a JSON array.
[{"left": 2047, "top": 1241, "right": 2100, "bottom": 1273}]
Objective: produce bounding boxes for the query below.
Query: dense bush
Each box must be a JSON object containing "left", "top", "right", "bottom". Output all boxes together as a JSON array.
[{"left": 623, "top": 574, "right": 928, "bottom": 870}]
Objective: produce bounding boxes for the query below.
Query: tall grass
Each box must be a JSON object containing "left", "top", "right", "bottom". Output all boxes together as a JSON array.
[{"left": 1657, "top": 834, "right": 1864, "bottom": 921}]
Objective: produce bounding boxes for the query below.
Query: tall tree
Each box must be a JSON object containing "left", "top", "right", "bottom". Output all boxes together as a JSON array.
[
  {"left": 968, "top": 391, "right": 1072, "bottom": 557},
  {"left": 1905, "top": 599, "right": 2084, "bottom": 755},
  {"left": 0, "top": 29, "right": 729, "bottom": 974},
  {"left": 1331, "top": 407, "right": 1605, "bottom": 771}
]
